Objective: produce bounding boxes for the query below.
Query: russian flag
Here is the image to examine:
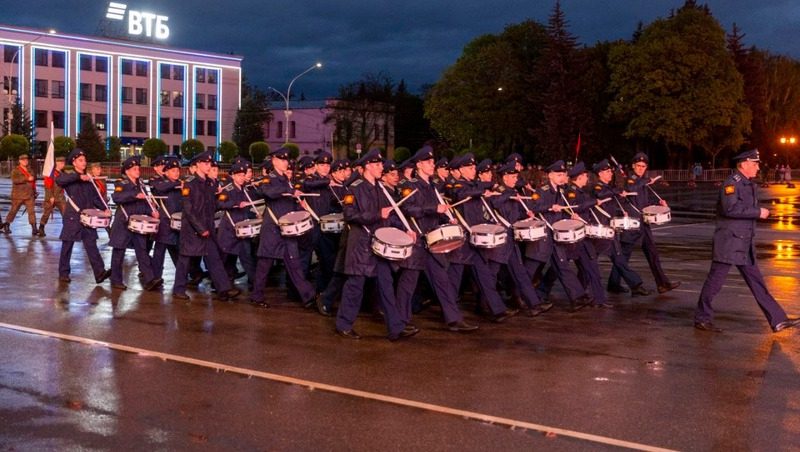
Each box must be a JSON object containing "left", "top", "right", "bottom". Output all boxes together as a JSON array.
[{"left": 42, "top": 122, "right": 56, "bottom": 189}]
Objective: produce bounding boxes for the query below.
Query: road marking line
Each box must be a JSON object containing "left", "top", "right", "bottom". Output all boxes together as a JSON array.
[{"left": 0, "top": 321, "right": 677, "bottom": 452}]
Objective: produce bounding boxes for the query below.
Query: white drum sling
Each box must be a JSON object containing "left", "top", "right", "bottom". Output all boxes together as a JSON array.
[
  {"left": 371, "top": 227, "right": 414, "bottom": 261},
  {"left": 469, "top": 223, "right": 507, "bottom": 248}
]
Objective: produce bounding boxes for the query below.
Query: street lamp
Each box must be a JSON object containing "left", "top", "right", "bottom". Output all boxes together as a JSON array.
[{"left": 269, "top": 62, "right": 322, "bottom": 144}]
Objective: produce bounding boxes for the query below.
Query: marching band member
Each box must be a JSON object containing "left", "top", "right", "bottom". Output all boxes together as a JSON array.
[
  {"left": 151, "top": 157, "right": 183, "bottom": 280},
  {"left": 55, "top": 148, "right": 111, "bottom": 284},
  {"left": 216, "top": 162, "right": 257, "bottom": 287},
  {"left": 301, "top": 152, "right": 338, "bottom": 294},
  {"left": 316, "top": 158, "right": 352, "bottom": 316}
]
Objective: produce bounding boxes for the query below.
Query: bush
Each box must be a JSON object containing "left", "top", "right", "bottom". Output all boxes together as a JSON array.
[
  {"left": 249, "top": 141, "right": 270, "bottom": 163},
  {"left": 393, "top": 146, "right": 410, "bottom": 162},
  {"left": 143, "top": 138, "right": 168, "bottom": 161},
  {"left": 181, "top": 139, "right": 205, "bottom": 160},
  {"left": 283, "top": 143, "right": 300, "bottom": 160},
  {"left": 0, "top": 134, "right": 30, "bottom": 160},
  {"left": 53, "top": 136, "right": 76, "bottom": 158},
  {"left": 218, "top": 141, "right": 239, "bottom": 163},
  {"left": 107, "top": 136, "right": 122, "bottom": 162}
]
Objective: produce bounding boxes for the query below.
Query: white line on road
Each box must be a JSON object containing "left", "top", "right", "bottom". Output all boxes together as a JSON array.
[{"left": 0, "top": 321, "right": 677, "bottom": 452}]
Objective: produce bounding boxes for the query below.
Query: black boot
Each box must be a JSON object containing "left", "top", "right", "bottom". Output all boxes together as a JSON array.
[
  {"left": 1, "top": 223, "right": 8, "bottom": 234},
  {"left": 38, "top": 224, "right": 46, "bottom": 237},
  {"left": 31, "top": 224, "right": 38, "bottom": 237}
]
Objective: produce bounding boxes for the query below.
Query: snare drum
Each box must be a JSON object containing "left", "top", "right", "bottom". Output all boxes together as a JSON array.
[
  {"left": 425, "top": 224, "right": 465, "bottom": 253},
  {"left": 512, "top": 219, "right": 547, "bottom": 242},
  {"left": 469, "top": 223, "right": 507, "bottom": 248},
  {"left": 552, "top": 219, "right": 585, "bottom": 243},
  {"left": 585, "top": 223, "right": 615, "bottom": 239},
  {"left": 235, "top": 218, "right": 263, "bottom": 238},
  {"left": 128, "top": 214, "right": 159, "bottom": 235},
  {"left": 278, "top": 211, "right": 314, "bottom": 236},
  {"left": 371, "top": 227, "right": 414, "bottom": 261},
  {"left": 642, "top": 205, "right": 671, "bottom": 225},
  {"left": 319, "top": 213, "right": 345, "bottom": 233},
  {"left": 80, "top": 209, "right": 111, "bottom": 228},
  {"left": 610, "top": 217, "right": 640, "bottom": 231},
  {"left": 170, "top": 212, "right": 182, "bottom": 230}
]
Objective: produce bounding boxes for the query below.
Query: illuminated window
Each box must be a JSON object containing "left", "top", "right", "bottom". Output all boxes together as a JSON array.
[
  {"left": 3, "top": 76, "right": 18, "bottom": 94},
  {"left": 196, "top": 68, "right": 205, "bottom": 83},
  {"left": 207, "top": 70, "right": 217, "bottom": 84},
  {"left": 172, "top": 91, "right": 183, "bottom": 108},
  {"left": 95, "top": 114, "right": 107, "bottom": 131},
  {"left": 160, "top": 90, "right": 169, "bottom": 106}
]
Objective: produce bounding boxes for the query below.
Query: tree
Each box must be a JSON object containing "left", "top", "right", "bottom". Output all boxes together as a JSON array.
[
  {"left": 53, "top": 136, "right": 76, "bottom": 158},
  {"left": 218, "top": 140, "right": 239, "bottom": 163},
  {"left": 394, "top": 80, "right": 432, "bottom": 151},
  {"left": 76, "top": 121, "right": 106, "bottom": 163},
  {"left": 608, "top": 3, "right": 749, "bottom": 168},
  {"left": 327, "top": 73, "right": 396, "bottom": 158},
  {"left": 2, "top": 97, "right": 34, "bottom": 151},
  {"left": 180, "top": 139, "right": 205, "bottom": 160},
  {"left": 393, "top": 146, "right": 411, "bottom": 162},
  {"left": 107, "top": 136, "right": 122, "bottom": 162},
  {"left": 762, "top": 54, "right": 800, "bottom": 167},
  {"left": 728, "top": 25, "right": 770, "bottom": 154},
  {"left": 249, "top": 141, "right": 270, "bottom": 163},
  {"left": 142, "top": 138, "right": 168, "bottom": 161},
  {"left": 233, "top": 78, "right": 272, "bottom": 152},
  {"left": 0, "top": 134, "right": 29, "bottom": 160},
  {"left": 283, "top": 143, "right": 300, "bottom": 160}
]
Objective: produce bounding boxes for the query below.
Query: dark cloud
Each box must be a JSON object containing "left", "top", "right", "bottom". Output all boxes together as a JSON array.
[{"left": 3, "top": 0, "right": 800, "bottom": 98}]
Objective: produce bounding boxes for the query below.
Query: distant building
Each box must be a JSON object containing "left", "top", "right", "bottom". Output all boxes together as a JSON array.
[
  {"left": 264, "top": 99, "right": 394, "bottom": 160},
  {"left": 1, "top": 24, "right": 242, "bottom": 158}
]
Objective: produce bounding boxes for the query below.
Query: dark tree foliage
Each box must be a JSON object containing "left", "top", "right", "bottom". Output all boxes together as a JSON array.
[
  {"left": 233, "top": 78, "right": 272, "bottom": 152},
  {"left": 76, "top": 121, "right": 106, "bottom": 162},
  {"left": 2, "top": 96, "right": 34, "bottom": 153}
]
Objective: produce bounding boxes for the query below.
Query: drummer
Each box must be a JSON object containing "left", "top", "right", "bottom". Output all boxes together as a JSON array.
[
  {"left": 608, "top": 152, "right": 680, "bottom": 294},
  {"left": 109, "top": 156, "right": 162, "bottom": 291},
  {"left": 301, "top": 152, "right": 339, "bottom": 294},
  {"left": 249, "top": 147, "right": 318, "bottom": 309},
  {"left": 55, "top": 148, "right": 111, "bottom": 284},
  {"left": 151, "top": 156, "right": 183, "bottom": 280},
  {"left": 316, "top": 158, "right": 353, "bottom": 316},
  {"left": 216, "top": 161, "right": 257, "bottom": 287},
  {"left": 335, "top": 148, "right": 417, "bottom": 341},
  {"left": 589, "top": 160, "right": 650, "bottom": 297}
]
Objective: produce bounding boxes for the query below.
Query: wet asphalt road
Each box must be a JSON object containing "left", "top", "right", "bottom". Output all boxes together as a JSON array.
[{"left": 0, "top": 182, "right": 799, "bottom": 451}]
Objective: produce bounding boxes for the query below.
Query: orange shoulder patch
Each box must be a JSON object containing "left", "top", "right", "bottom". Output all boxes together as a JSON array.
[
  {"left": 401, "top": 188, "right": 412, "bottom": 198},
  {"left": 724, "top": 185, "right": 735, "bottom": 195},
  {"left": 627, "top": 179, "right": 635, "bottom": 185},
  {"left": 343, "top": 194, "right": 355, "bottom": 205},
  {"left": 594, "top": 185, "right": 602, "bottom": 191},
  {"left": 294, "top": 183, "right": 302, "bottom": 189},
  {"left": 182, "top": 188, "right": 190, "bottom": 197},
  {"left": 114, "top": 186, "right": 123, "bottom": 192},
  {"left": 218, "top": 193, "right": 227, "bottom": 201},
  {"left": 567, "top": 192, "right": 576, "bottom": 199},
  {"left": 531, "top": 193, "right": 540, "bottom": 201}
]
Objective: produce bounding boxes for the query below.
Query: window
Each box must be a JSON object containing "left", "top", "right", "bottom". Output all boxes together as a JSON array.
[
  {"left": 51, "top": 81, "right": 65, "bottom": 99},
  {"left": 135, "top": 61, "right": 148, "bottom": 77},
  {"left": 172, "top": 91, "right": 183, "bottom": 108},
  {"left": 136, "top": 116, "right": 147, "bottom": 133},
  {"left": 173, "top": 118, "right": 183, "bottom": 134},
  {"left": 208, "top": 120, "right": 217, "bottom": 137},
  {"left": 276, "top": 121, "right": 283, "bottom": 138},
  {"left": 35, "top": 110, "right": 48, "bottom": 128},
  {"left": 35, "top": 79, "right": 48, "bottom": 98},
  {"left": 208, "top": 94, "right": 217, "bottom": 110},
  {"left": 121, "top": 87, "right": 133, "bottom": 104},
  {"left": 79, "top": 113, "right": 92, "bottom": 129},
  {"left": 3, "top": 76, "right": 19, "bottom": 94},
  {"left": 121, "top": 59, "right": 133, "bottom": 75},
  {"left": 80, "top": 54, "right": 92, "bottom": 71},
  {"left": 51, "top": 51, "right": 65, "bottom": 68},
  {"left": 80, "top": 83, "right": 92, "bottom": 101},
  {"left": 207, "top": 70, "right": 217, "bottom": 84},
  {"left": 195, "top": 93, "right": 205, "bottom": 109},
  {"left": 195, "top": 120, "right": 205, "bottom": 136},
  {"left": 95, "top": 57, "right": 108, "bottom": 72},
  {"left": 34, "top": 48, "right": 48, "bottom": 66},
  {"left": 160, "top": 117, "right": 170, "bottom": 134},
  {"left": 4, "top": 46, "right": 19, "bottom": 63},
  {"left": 290, "top": 121, "right": 296, "bottom": 139},
  {"left": 52, "top": 111, "right": 65, "bottom": 129},
  {"left": 160, "top": 63, "right": 171, "bottom": 79},
  {"left": 95, "top": 114, "right": 107, "bottom": 131},
  {"left": 196, "top": 67, "right": 205, "bottom": 83},
  {"left": 121, "top": 115, "right": 132, "bottom": 133},
  {"left": 172, "top": 66, "right": 184, "bottom": 80},
  {"left": 160, "top": 90, "right": 170, "bottom": 106},
  {"left": 95, "top": 84, "right": 107, "bottom": 102},
  {"left": 136, "top": 88, "right": 147, "bottom": 105}
]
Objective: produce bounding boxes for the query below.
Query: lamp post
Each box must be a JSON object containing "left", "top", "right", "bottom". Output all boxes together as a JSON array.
[
  {"left": 268, "top": 62, "right": 322, "bottom": 145},
  {"left": 778, "top": 135, "right": 797, "bottom": 187},
  {"left": 3, "top": 29, "right": 56, "bottom": 136}
]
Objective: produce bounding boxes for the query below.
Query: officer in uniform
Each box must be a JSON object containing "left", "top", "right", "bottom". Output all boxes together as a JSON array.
[
  {"left": 316, "top": 159, "right": 352, "bottom": 316},
  {"left": 249, "top": 147, "right": 317, "bottom": 308},
  {"left": 151, "top": 157, "right": 183, "bottom": 280},
  {"left": 5, "top": 154, "right": 39, "bottom": 236},
  {"left": 216, "top": 162, "right": 257, "bottom": 286},
  {"left": 172, "top": 151, "right": 241, "bottom": 301},
  {"left": 694, "top": 149, "right": 800, "bottom": 333},
  {"left": 39, "top": 156, "right": 68, "bottom": 237},
  {"left": 590, "top": 160, "right": 650, "bottom": 297},
  {"left": 55, "top": 148, "right": 111, "bottom": 284},
  {"left": 335, "top": 149, "right": 417, "bottom": 340},
  {"left": 109, "top": 156, "right": 162, "bottom": 291},
  {"left": 608, "top": 152, "right": 680, "bottom": 294},
  {"left": 302, "top": 152, "right": 339, "bottom": 293}
]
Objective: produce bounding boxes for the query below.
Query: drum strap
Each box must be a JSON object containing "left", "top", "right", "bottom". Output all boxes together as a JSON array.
[
  {"left": 479, "top": 197, "right": 502, "bottom": 225},
  {"left": 119, "top": 205, "right": 129, "bottom": 221},
  {"left": 409, "top": 217, "right": 423, "bottom": 235},
  {"left": 65, "top": 192, "right": 80, "bottom": 213},
  {"left": 158, "top": 198, "right": 171, "bottom": 217},
  {"left": 492, "top": 208, "right": 512, "bottom": 228},
  {"left": 225, "top": 211, "right": 237, "bottom": 228},
  {"left": 590, "top": 209, "right": 603, "bottom": 225},
  {"left": 593, "top": 203, "right": 611, "bottom": 218},
  {"left": 451, "top": 208, "right": 472, "bottom": 233},
  {"left": 264, "top": 205, "right": 280, "bottom": 226}
]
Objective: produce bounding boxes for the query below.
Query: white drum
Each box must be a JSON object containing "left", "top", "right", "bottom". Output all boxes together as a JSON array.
[
  {"left": 371, "top": 227, "right": 414, "bottom": 261},
  {"left": 585, "top": 223, "right": 615, "bottom": 240},
  {"left": 278, "top": 211, "right": 314, "bottom": 236},
  {"left": 469, "top": 223, "right": 507, "bottom": 248},
  {"left": 610, "top": 217, "right": 640, "bottom": 231},
  {"left": 552, "top": 219, "right": 585, "bottom": 243},
  {"left": 425, "top": 224, "right": 465, "bottom": 254},
  {"left": 642, "top": 205, "right": 671, "bottom": 225},
  {"left": 320, "top": 213, "right": 345, "bottom": 233},
  {"left": 235, "top": 218, "right": 263, "bottom": 238},
  {"left": 512, "top": 219, "right": 547, "bottom": 242},
  {"left": 80, "top": 209, "right": 111, "bottom": 228},
  {"left": 170, "top": 212, "right": 182, "bottom": 230},
  {"left": 128, "top": 214, "right": 159, "bottom": 235}
]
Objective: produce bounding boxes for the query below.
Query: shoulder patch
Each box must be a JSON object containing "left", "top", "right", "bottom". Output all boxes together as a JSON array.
[
  {"left": 407, "top": 178, "right": 418, "bottom": 183},
  {"left": 114, "top": 186, "right": 123, "bottom": 192},
  {"left": 182, "top": 187, "right": 191, "bottom": 197},
  {"left": 724, "top": 185, "right": 735, "bottom": 195},
  {"left": 401, "top": 187, "right": 413, "bottom": 198},
  {"left": 567, "top": 192, "right": 576, "bottom": 199},
  {"left": 218, "top": 193, "right": 228, "bottom": 201},
  {"left": 594, "top": 185, "right": 602, "bottom": 192},
  {"left": 627, "top": 179, "right": 635, "bottom": 185},
  {"left": 445, "top": 184, "right": 452, "bottom": 189},
  {"left": 532, "top": 193, "right": 540, "bottom": 201},
  {"left": 184, "top": 175, "right": 195, "bottom": 183},
  {"left": 223, "top": 184, "right": 234, "bottom": 192},
  {"left": 268, "top": 171, "right": 279, "bottom": 178},
  {"left": 294, "top": 183, "right": 302, "bottom": 189},
  {"left": 343, "top": 194, "right": 355, "bottom": 205},
  {"left": 732, "top": 174, "right": 742, "bottom": 182},
  {"left": 350, "top": 179, "right": 363, "bottom": 187},
  {"left": 454, "top": 183, "right": 462, "bottom": 189},
  {"left": 540, "top": 185, "right": 550, "bottom": 191}
]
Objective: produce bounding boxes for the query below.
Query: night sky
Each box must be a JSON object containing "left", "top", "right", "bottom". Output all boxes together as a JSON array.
[{"left": 3, "top": 0, "right": 799, "bottom": 98}]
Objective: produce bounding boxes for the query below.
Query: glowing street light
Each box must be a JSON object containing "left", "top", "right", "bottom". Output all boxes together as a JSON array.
[{"left": 269, "top": 62, "right": 323, "bottom": 144}]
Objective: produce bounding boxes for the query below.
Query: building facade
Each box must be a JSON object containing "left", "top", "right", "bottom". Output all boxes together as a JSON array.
[{"left": 1, "top": 24, "right": 241, "bottom": 157}]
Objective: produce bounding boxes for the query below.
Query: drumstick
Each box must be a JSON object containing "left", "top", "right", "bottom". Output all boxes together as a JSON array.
[
  {"left": 433, "top": 188, "right": 456, "bottom": 222},
  {"left": 282, "top": 192, "right": 321, "bottom": 197},
  {"left": 88, "top": 175, "right": 110, "bottom": 211},
  {"left": 91, "top": 176, "right": 109, "bottom": 179},
  {"left": 513, "top": 195, "right": 532, "bottom": 213},
  {"left": 395, "top": 188, "right": 417, "bottom": 208},
  {"left": 648, "top": 175, "right": 663, "bottom": 184},
  {"left": 537, "top": 213, "right": 554, "bottom": 231},
  {"left": 243, "top": 186, "right": 263, "bottom": 219},
  {"left": 647, "top": 184, "right": 664, "bottom": 202},
  {"left": 378, "top": 182, "right": 413, "bottom": 232},
  {"left": 448, "top": 196, "right": 472, "bottom": 209}
]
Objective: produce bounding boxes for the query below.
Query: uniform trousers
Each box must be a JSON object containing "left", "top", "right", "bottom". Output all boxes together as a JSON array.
[
  {"left": 110, "top": 235, "right": 155, "bottom": 285},
  {"left": 609, "top": 225, "right": 669, "bottom": 288},
  {"left": 250, "top": 253, "right": 315, "bottom": 304},
  {"left": 152, "top": 243, "right": 179, "bottom": 279},
  {"left": 173, "top": 244, "right": 232, "bottom": 296},
  {"left": 6, "top": 198, "right": 36, "bottom": 226},
  {"left": 396, "top": 253, "right": 463, "bottom": 324},
  {"left": 40, "top": 200, "right": 66, "bottom": 226},
  {"left": 336, "top": 261, "right": 405, "bottom": 338},
  {"left": 59, "top": 236, "right": 106, "bottom": 279}
]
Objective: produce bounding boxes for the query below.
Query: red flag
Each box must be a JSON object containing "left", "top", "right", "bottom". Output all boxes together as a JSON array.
[{"left": 574, "top": 132, "right": 582, "bottom": 160}]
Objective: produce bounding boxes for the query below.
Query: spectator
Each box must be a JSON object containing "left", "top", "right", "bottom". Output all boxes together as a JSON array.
[{"left": 785, "top": 165, "right": 792, "bottom": 184}]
